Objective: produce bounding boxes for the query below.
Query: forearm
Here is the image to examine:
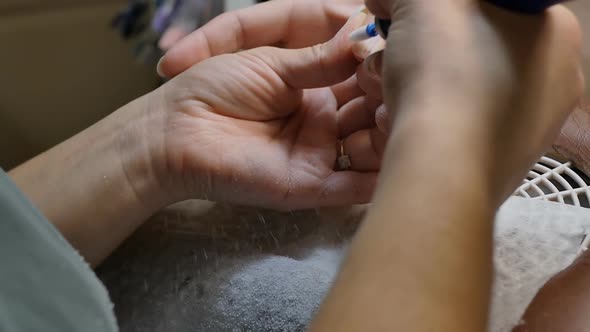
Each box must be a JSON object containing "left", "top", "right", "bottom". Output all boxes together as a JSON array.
[
  {"left": 9, "top": 94, "right": 168, "bottom": 266},
  {"left": 311, "top": 102, "right": 495, "bottom": 331}
]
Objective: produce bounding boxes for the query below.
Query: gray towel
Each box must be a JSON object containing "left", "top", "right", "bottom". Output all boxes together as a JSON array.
[{"left": 99, "top": 198, "right": 590, "bottom": 332}]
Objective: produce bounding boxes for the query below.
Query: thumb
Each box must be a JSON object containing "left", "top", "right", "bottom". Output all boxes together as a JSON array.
[
  {"left": 159, "top": 26, "right": 192, "bottom": 51},
  {"left": 250, "top": 8, "right": 369, "bottom": 90}
]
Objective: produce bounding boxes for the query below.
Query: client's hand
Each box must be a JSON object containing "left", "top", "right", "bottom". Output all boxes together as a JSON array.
[
  {"left": 9, "top": 10, "right": 373, "bottom": 265},
  {"left": 156, "top": 0, "right": 364, "bottom": 78},
  {"left": 138, "top": 11, "right": 376, "bottom": 210}
]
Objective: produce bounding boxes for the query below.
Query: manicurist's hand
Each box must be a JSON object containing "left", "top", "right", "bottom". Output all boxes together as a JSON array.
[
  {"left": 310, "top": 1, "right": 583, "bottom": 331},
  {"left": 356, "top": 0, "right": 583, "bottom": 201},
  {"left": 156, "top": 0, "right": 364, "bottom": 78}
]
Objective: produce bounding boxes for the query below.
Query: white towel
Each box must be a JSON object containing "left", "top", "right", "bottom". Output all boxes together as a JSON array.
[{"left": 490, "top": 197, "right": 590, "bottom": 331}]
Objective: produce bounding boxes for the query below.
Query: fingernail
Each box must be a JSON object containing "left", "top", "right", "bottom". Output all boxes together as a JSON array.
[
  {"left": 156, "top": 56, "right": 167, "bottom": 78},
  {"left": 375, "top": 104, "right": 392, "bottom": 134}
]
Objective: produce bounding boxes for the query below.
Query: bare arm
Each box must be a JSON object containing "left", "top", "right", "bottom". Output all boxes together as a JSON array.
[
  {"left": 310, "top": 99, "right": 494, "bottom": 332},
  {"left": 311, "top": 1, "right": 583, "bottom": 331},
  {"left": 8, "top": 95, "right": 167, "bottom": 267}
]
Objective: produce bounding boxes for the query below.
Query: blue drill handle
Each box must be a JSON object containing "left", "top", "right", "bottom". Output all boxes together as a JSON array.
[{"left": 375, "top": 0, "right": 568, "bottom": 38}]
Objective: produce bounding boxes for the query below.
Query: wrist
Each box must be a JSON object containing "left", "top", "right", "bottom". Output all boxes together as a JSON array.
[
  {"left": 113, "top": 91, "right": 184, "bottom": 212},
  {"left": 137, "top": 84, "right": 236, "bottom": 205},
  {"left": 8, "top": 93, "right": 177, "bottom": 265}
]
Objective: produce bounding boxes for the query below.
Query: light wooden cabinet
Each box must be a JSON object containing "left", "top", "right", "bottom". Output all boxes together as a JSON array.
[{"left": 0, "top": 1, "right": 159, "bottom": 168}]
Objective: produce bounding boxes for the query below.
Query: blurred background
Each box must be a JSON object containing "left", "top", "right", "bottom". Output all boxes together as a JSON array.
[
  {"left": 0, "top": 0, "right": 588, "bottom": 169},
  {"left": 0, "top": 0, "right": 256, "bottom": 169}
]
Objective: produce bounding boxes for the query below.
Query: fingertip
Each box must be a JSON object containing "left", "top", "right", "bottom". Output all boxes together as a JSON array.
[
  {"left": 352, "top": 36, "right": 386, "bottom": 60},
  {"left": 330, "top": 74, "right": 365, "bottom": 107},
  {"left": 357, "top": 51, "right": 384, "bottom": 100},
  {"left": 156, "top": 56, "right": 168, "bottom": 78},
  {"left": 156, "top": 52, "right": 185, "bottom": 79},
  {"left": 337, "top": 96, "right": 380, "bottom": 138},
  {"left": 156, "top": 29, "right": 213, "bottom": 78},
  {"left": 157, "top": 45, "right": 191, "bottom": 78},
  {"left": 156, "top": 45, "right": 185, "bottom": 78}
]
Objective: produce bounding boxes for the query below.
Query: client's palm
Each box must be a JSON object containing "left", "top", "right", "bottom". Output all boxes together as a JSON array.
[{"left": 156, "top": 30, "right": 375, "bottom": 209}]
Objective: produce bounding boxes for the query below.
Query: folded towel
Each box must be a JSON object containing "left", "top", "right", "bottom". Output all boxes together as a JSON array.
[{"left": 491, "top": 197, "right": 590, "bottom": 331}]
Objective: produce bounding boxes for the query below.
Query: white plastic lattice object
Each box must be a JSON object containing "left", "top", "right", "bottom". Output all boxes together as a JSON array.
[{"left": 514, "top": 156, "right": 590, "bottom": 254}]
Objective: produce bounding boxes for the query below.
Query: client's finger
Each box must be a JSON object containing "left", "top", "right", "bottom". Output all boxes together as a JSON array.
[
  {"left": 331, "top": 75, "right": 365, "bottom": 107},
  {"left": 375, "top": 104, "right": 394, "bottom": 135},
  {"left": 257, "top": 9, "right": 368, "bottom": 89},
  {"left": 344, "top": 128, "right": 388, "bottom": 172},
  {"left": 158, "top": 0, "right": 295, "bottom": 78},
  {"left": 357, "top": 50, "right": 384, "bottom": 100},
  {"left": 338, "top": 96, "right": 381, "bottom": 137},
  {"left": 352, "top": 33, "right": 386, "bottom": 60}
]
